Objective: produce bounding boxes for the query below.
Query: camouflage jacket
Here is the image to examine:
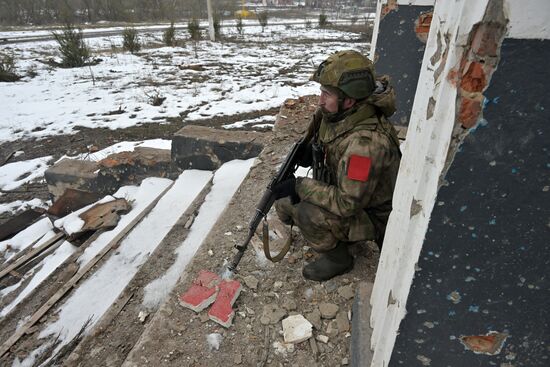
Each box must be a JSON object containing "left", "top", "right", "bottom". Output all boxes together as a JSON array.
[{"left": 296, "top": 81, "right": 401, "bottom": 242}]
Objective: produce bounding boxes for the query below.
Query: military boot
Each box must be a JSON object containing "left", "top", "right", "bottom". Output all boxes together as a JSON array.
[{"left": 302, "top": 242, "right": 353, "bottom": 281}]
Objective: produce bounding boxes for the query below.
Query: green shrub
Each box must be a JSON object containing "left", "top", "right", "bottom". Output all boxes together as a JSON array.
[
  {"left": 188, "top": 18, "right": 201, "bottom": 40},
  {"left": 258, "top": 11, "right": 268, "bottom": 32},
  {"left": 123, "top": 27, "right": 141, "bottom": 53},
  {"left": 0, "top": 53, "right": 21, "bottom": 82},
  {"left": 52, "top": 24, "right": 90, "bottom": 67},
  {"left": 319, "top": 13, "right": 328, "bottom": 28},
  {"left": 236, "top": 17, "right": 243, "bottom": 35},
  {"left": 305, "top": 19, "right": 312, "bottom": 29},
  {"left": 163, "top": 22, "right": 177, "bottom": 46}
]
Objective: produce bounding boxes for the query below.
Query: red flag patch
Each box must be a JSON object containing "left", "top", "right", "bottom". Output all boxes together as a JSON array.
[{"left": 347, "top": 155, "right": 372, "bottom": 182}]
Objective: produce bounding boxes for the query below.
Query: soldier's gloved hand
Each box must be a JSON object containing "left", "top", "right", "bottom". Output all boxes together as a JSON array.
[
  {"left": 297, "top": 141, "right": 313, "bottom": 167},
  {"left": 272, "top": 177, "right": 300, "bottom": 204}
]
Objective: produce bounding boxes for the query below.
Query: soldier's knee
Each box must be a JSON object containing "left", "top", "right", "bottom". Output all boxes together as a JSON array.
[{"left": 274, "top": 197, "right": 295, "bottom": 225}]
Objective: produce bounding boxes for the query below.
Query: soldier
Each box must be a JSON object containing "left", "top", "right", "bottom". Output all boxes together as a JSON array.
[{"left": 272, "top": 50, "right": 401, "bottom": 281}]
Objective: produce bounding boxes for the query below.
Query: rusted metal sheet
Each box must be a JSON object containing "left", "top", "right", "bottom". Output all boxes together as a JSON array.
[{"left": 48, "top": 188, "right": 101, "bottom": 218}]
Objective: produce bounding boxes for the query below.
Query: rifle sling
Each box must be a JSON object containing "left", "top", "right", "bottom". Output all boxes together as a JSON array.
[{"left": 262, "top": 219, "right": 292, "bottom": 263}]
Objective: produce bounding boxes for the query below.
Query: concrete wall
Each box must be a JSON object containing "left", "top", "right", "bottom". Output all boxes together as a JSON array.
[
  {"left": 370, "top": 0, "right": 433, "bottom": 125},
  {"left": 390, "top": 34, "right": 550, "bottom": 366},
  {"left": 365, "top": 0, "right": 550, "bottom": 365}
]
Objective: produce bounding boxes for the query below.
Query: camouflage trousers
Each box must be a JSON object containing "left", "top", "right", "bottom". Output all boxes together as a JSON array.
[{"left": 274, "top": 197, "right": 377, "bottom": 252}]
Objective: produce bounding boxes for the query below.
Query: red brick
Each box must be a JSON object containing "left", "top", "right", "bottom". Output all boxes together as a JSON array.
[
  {"left": 458, "top": 95, "right": 484, "bottom": 128},
  {"left": 460, "top": 61, "right": 487, "bottom": 93},
  {"left": 414, "top": 11, "right": 433, "bottom": 43},
  {"left": 471, "top": 23, "right": 501, "bottom": 57},
  {"left": 179, "top": 270, "right": 221, "bottom": 313},
  {"left": 208, "top": 280, "right": 242, "bottom": 328}
]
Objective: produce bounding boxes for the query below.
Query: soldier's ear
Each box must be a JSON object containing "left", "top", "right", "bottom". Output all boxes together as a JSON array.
[{"left": 343, "top": 97, "right": 356, "bottom": 110}]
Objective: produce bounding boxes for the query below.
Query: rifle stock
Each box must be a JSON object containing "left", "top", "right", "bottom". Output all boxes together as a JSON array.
[{"left": 227, "top": 138, "right": 306, "bottom": 273}]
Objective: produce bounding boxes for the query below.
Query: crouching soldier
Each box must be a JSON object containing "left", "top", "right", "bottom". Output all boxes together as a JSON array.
[{"left": 272, "top": 50, "right": 401, "bottom": 281}]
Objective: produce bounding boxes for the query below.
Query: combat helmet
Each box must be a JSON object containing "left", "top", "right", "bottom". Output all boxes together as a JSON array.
[{"left": 311, "top": 50, "right": 375, "bottom": 100}]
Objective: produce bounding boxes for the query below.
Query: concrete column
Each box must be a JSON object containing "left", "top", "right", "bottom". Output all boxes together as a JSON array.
[{"left": 368, "top": 0, "right": 508, "bottom": 365}]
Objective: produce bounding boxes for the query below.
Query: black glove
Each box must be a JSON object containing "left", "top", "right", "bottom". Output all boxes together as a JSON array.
[
  {"left": 297, "top": 141, "right": 313, "bottom": 167},
  {"left": 272, "top": 177, "right": 300, "bottom": 204}
]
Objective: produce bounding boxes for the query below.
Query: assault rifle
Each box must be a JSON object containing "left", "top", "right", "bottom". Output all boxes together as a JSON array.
[{"left": 226, "top": 138, "right": 307, "bottom": 273}]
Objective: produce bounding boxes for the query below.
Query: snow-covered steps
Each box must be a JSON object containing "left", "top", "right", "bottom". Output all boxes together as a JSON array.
[{"left": 4, "top": 158, "right": 254, "bottom": 365}]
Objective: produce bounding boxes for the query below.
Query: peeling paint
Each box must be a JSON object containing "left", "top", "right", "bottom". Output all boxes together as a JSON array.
[
  {"left": 426, "top": 97, "right": 436, "bottom": 120},
  {"left": 459, "top": 331, "right": 509, "bottom": 355},
  {"left": 414, "top": 10, "right": 434, "bottom": 43},
  {"left": 410, "top": 198, "right": 423, "bottom": 218},
  {"left": 446, "top": 291, "right": 461, "bottom": 304},
  {"left": 381, "top": 0, "right": 399, "bottom": 20},
  {"left": 416, "top": 354, "right": 431, "bottom": 366}
]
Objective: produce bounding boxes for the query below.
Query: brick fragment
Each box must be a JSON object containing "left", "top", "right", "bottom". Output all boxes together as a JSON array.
[
  {"left": 179, "top": 270, "right": 221, "bottom": 313},
  {"left": 459, "top": 95, "right": 484, "bottom": 128},
  {"left": 208, "top": 279, "right": 242, "bottom": 328},
  {"left": 460, "top": 61, "right": 487, "bottom": 93}
]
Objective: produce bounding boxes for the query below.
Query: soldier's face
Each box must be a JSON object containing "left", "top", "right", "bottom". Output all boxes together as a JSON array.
[{"left": 319, "top": 87, "right": 339, "bottom": 113}]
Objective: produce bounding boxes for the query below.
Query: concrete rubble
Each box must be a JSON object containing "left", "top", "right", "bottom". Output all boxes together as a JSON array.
[{"left": 282, "top": 314, "right": 313, "bottom": 343}]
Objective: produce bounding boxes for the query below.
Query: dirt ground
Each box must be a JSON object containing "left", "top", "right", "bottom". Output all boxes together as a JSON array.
[{"left": 0, "top": 95, "right": 380, "bottom": 367}]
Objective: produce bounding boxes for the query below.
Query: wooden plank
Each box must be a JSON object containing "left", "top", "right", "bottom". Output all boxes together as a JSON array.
[
  {"left": 0, "top": 181, "right": 174, "bottom": 357},
  {"left": 0, "top": 232, "right": 65, "bottom": 280}
]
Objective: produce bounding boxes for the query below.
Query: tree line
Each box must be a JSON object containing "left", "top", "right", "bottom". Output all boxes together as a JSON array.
[{"left": 0, "top": 0, "right": 237, "bottom": 26}]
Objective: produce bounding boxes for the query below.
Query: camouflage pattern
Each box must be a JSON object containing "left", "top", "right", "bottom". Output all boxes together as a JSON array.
[
  {"left": 275, "top": 197, "right": 371, "bottom": 251},
  {"left": 276, "top": 79, "right": 401, "bottom": 252}
]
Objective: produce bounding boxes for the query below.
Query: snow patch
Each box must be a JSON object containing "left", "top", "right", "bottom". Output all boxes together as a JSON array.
[
  {"left": 0, "top": 156, "right": 52, "bottom": 190},
  {"left": 142, "top": 158, "right": 255, "bottom": 309},
  {"left": 37, "top": 171, "right": 211, "bottom": 360}
]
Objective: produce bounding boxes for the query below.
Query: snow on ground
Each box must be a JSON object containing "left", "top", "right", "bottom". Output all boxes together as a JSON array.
[
  {"left": 74, "top": 177, "right": 171, "bottom": 266},
  {"left": 0, "top": 198, "right": 47, "bottom": 215},
  {"left": 60, "top": 138, "right": 171, "bottom": 162},
  {"left": 0, "top": 217, "right": 53, "bottom": 262},
  {"left": 31, "top": 170, "right": 211, "bottom": 361},
  {"left": 0, "top": 240, "right": 75, "bottom": 317},
  {"left": 142, "top": 158, "right": 255, "bottom": 308},
  {"left": 0, "top": 23, "right": 365, "bottom": 142},
  {"left": 222, "top": 115, "right": 277, "bottom": 129},
  {"left": 0, "top": 139, "right": 170, "bottom": 217},
  {"left": 0, "top": 156, "right": 52, "bottom": 190}
]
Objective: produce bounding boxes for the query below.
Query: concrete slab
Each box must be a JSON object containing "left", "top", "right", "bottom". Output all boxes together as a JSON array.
[
  {"left": 44, "top": 158, "right": 116, "bottom": 200},
  {"left": 351, "top": 282, "right": 374, "bottom": 367},
  {"left": 171, "top": 125, "right": 264, "bottom": 170},
  {"left": 98, "top": 147, "right": 172, "bottom": 185},
  {"left": 45, "top": 148, "right": 171, "bottom": 201}
]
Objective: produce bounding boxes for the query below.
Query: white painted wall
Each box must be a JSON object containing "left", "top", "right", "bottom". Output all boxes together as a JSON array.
[
  {"left": 506, "top": 0, "right": 550, "bottom": 39},
  {"left": 396, "top": 0, "right": 435, "bottom": 5},
  {"left": 368, "top": 1, "right": 495, "bottom": 366},
  {"left": 368, "top": 0, "right": 384, "bottom": 61}
]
